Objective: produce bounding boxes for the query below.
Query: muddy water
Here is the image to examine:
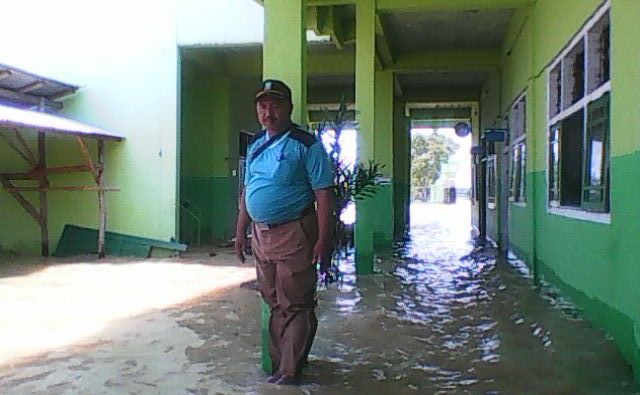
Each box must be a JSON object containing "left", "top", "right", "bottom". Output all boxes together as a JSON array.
[
  {"left": 302, "top": 201, "right": 639, "bottom": 394},
  {"left": 188, "top": 201, "right": 638, "bottom": 394},
  {"left": 0, "top": 201, "right": 638, "bottom": 394}
]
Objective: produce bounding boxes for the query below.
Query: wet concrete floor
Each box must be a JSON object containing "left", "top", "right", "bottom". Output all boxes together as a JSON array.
[{"left": 0, "top": 200, "right": 638, "bottom": 394}]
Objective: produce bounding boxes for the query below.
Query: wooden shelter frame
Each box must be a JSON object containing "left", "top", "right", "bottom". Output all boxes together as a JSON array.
[{"left": 0, "top": 123, "right": 123, "bottom": 258}]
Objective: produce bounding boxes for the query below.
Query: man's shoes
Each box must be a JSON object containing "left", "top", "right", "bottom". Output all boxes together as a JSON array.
[
  {"left": 272, "top": 374, "right": 300, "bottom": 386},
  {"left": 267, "top": 373, "right": 282, "bottom": 384}
]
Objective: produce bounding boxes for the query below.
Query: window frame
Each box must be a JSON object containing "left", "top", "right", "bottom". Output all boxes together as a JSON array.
[
  {"left": 509, "top": 93, "right": 527, "bottom": 205},
  {"left": 546, "top": 2, "right": 611, "bottom": 220},
  {"left": 548, "top": 123, "right": 561, "bottom": 207},
  {"left": 582, "top": 92, "right": 610, "bottom": 212},
  {"left": 486, "top": 155, "right": 497, "bottom": 210}
]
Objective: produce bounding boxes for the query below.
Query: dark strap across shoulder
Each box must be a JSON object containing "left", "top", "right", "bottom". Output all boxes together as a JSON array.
[{"left": 250, "top": 125, "right": 292, "bottom": 161}]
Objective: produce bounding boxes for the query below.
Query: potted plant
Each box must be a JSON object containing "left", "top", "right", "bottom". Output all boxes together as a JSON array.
[{"left": 312, "top": 98, "right": 388, "bottom": 283}]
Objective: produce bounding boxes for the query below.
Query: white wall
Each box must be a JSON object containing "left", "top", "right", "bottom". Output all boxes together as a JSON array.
[
  {"left": 0, "top": 0, "right": 179, "bottom": 252},
  {"left": 177, "top": 0, "right": 264, "bottom": 46}
]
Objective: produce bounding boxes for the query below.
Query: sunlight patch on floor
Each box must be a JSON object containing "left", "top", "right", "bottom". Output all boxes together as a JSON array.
[{"left": 0, "top": 261, "right": 255, "bottom": 366}]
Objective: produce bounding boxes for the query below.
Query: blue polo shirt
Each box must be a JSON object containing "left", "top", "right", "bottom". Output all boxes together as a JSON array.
[{"left": 244, "top": 124, "right": 334, "bottom": 225}]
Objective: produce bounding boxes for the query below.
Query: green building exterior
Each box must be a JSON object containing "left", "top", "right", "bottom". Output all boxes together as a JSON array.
[{"left": 0, "top": 0, "right": 637, "bottom": 384}]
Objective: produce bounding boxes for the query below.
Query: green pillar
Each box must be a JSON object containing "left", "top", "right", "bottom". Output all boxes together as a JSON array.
[
  {"left": 263, "top": 0, "right": 307, "bottom": 125},
  {"left": 373, "top": 70, "right": 394, "bottom": 247},
  {"left": 404, "top": 114, "right": 411, "bottom": 227},
  {"left": 393, "top": 98, "right": 408, "bottom": 238},
  {"left": 471, "top": 102, "right": 480, "bottom": 234},
  {"left": 261, "top": 0, "right": 307, "bottom": 374},
  {"left": 355, "top": 0, "right": 376, "bottom": 274}
]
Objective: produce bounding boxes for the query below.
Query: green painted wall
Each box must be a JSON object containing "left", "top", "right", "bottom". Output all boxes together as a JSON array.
[
  {"left": 485, "top": 0, "right": 640, "bottom": 381},
  {"left": 373, "top": 71, "right": 395, "bottom": 247},
  {"left": 500, "top": 5, "right": 537, "bottom": 264},
  {"left": 180, "top": 60, "right": 233, "bottom": 243},
  {"left": 180, "top": 59, "right": 260, "bottom": 244},
  {"left": 0, "top": 0, "right": 178, "bottom": 255},
  {"left": 480, "top": 71, "right": 501, "bottom": 242}
]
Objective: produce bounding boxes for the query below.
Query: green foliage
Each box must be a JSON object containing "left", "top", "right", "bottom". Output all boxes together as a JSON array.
[
  {"left": 411, "top": 132, "right": 459, "bottom": 199},
  {"left": 312, "top": 97, "right": 388, "bottom": 263}
]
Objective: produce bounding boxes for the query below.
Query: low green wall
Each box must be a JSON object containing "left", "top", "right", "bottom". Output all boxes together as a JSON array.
[
  {"left": 507, "top": 155, "right": 640, "bottom": 382},
  {"left": 537, "top": 262, "right": 640, "bottom": 384},
  {"left": 180, "top": 176, "right": 237, "bottom": 244},
  {"left": 374, "top": 185, "right": 394, "bottom": 248}
]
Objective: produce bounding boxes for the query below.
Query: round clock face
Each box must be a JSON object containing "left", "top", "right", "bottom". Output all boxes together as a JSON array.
[{"left": 455, "top": 122, "right": 472, "bottom": 137}]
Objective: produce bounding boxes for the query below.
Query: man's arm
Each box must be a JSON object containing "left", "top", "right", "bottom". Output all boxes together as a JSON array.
[
  {"left": 235, "top": 188, "right": 251, "bottom": 263},
  {"left": 313, "top": 187, "right": 335, "bottom": 272}
]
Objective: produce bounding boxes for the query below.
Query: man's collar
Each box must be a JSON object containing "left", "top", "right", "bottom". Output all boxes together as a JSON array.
[{"left": 266, "top": 122, "right": 294, "bottom": 139}]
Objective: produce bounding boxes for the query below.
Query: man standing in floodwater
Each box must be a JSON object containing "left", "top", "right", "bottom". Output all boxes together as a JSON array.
[{"left": 235, "top": 79, "right": 335, "bottom": 385}]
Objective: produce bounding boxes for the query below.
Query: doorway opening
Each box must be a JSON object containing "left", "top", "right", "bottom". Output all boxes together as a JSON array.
[{"left": 409, "top": 126, "right": 472, "bottom": 232}]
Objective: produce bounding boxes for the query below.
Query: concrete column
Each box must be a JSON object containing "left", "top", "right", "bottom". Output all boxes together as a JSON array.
[
  {"left": 374, "top": 70, "right": 394, "bottom": 247},
  {"left": 393, "top": 98, "right": 408, "bottom": 238},
  {"left": 404, "top": 114, "right": 411, "bottom": 227},
  {"left": 470, "top": 102, "right": 480, "bottom": 234},
  {"left": 263, "top": 0, "right": 307, "bottom": 124},
  {"left": 355, "top": 0, "right": 376, "bottom": 274},
  {"left": 261, "top": 0, "right": 307, "bottom": 374}
]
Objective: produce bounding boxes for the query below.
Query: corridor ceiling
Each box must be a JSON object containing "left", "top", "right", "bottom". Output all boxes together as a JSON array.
[
  {"left": 185, "top": 2, "right": 526, "bottom": 105},
  {"left": 381, "top": 9, "right": 513, "bottom": 53}
]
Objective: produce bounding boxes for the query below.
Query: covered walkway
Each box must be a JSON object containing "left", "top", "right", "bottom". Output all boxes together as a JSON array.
[{"left": 0, "top": 202, "right": 636, "bottom": 394}]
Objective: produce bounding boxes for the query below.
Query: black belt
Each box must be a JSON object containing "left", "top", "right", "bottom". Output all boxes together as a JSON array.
[{"left": 254, "top": 204, "right": 315, "bottom": 230}]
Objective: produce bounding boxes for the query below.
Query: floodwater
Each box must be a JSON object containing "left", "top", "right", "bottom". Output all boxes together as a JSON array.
[
  {"left": 301, "top": 200, "right": 639, "bottom": 395},
  {"left": 0, "top": 200, "right": 638, "bottom": 394}
]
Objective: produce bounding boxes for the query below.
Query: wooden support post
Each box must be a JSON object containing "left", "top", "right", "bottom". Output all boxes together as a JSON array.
[
  {"left": 0, "top": 132, "right": 37, "bottom": 167},
  {"left": 0, "top": 175, "right": 42, "bottom": 223},
  {"left": 97, "top": 140, "right": 106, "bottom": 259},
  {"left": 1, "top": 172, "right": 38, "bottom": 180},
  {"left": 1, "top": 165, "right": 93, "bottom": 180},
  {"left": 76, "top": 136, "right": 100, "bottom": 184},
  {"left": 38, "top": 132, "right": 49, "bottom": 257},
  {"left": 14, "top": 131, "right": 37, "bottom": 167}
]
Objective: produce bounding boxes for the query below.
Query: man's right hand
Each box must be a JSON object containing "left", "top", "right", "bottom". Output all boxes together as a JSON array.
[{"left": 235, "top": 232, "right": 247, "bottom": 263}]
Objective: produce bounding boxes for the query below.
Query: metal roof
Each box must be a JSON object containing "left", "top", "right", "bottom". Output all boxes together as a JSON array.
[
  {"left": 0, "top": 63, "right": 77, "bottom": 99},
  {"left": 0, "top": 103, "right": 124, "bottom": 141}
]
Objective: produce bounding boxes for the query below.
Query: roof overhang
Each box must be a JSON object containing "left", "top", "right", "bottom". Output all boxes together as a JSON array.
[
  {"left": 0, "top": 104, "right": 124, "bottom": 141},
  {"left": 0, "top": 63, "right": 78, "bottom": 111}
]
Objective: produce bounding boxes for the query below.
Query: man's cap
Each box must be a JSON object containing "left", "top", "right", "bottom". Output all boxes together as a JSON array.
[{"left": 255, "top": 79, "right": 292, "bottom": 102}]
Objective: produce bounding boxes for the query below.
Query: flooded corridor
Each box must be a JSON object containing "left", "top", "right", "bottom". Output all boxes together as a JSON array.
[
  {"left": 0, "top": 201, "right": 638, "bottom": 394},
  {"left": 308, "top": 201, "right": 639, "bottom": 394}
]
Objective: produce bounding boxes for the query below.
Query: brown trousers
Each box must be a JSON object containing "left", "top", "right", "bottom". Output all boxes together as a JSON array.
[{"left": 252, "top": 212, "right": 318, "bottom": 377}]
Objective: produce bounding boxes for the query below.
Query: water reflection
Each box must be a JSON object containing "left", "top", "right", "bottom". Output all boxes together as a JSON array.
[{"left": 309, "top": 200, "right": 639, "bottom": 394}]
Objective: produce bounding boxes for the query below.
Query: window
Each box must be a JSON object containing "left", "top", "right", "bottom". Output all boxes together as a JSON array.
[
  {"left": 547, "top": 5, "right": 610, "bottom": 214},
  {"left": 487, "top": 155, "right": 497, "bottom": 209},
  {"left": 548, "top": 125, "right": 560, "bottom": 203},
  {"left": 509, "top": 95, "right": 526, "bottom": 203},
  {"left": 588, "top": 10, "right": 610, "bottom": 93},
  {"left": 559, "top": 109, "right": 584, "bottom": 207},
  {"left": 562, "top": 40, "right": 585, "bottom": 110},
  {"left": 549, "top": 64, "right": 562, "bottom": 119},
  {"left": 583, "top": 93, "right": 610, "bottom": 211}
]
